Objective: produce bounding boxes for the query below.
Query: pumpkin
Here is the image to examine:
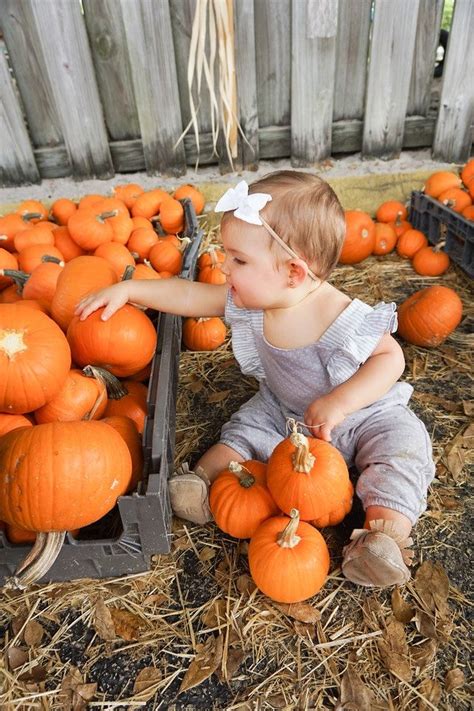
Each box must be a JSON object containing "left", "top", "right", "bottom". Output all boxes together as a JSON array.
[
  {"left": 131, "top": 189, "right": 169, "bottom": 219},
  {"left": 210, "top": 460, "right": 279, "bottom": 538},
  {"left": 182, "top": 317, "right": 227, "bottom": 351},
  {"left": 22, "top": 261, "right": 64, "bottom": 308},
  {"left": 100, "top": 374, "right": 148, "bottom": 433},
  {"left": 388, "top": 216, "right": 412, "bottom": 238},
  {"left": 411, "top": 245, "right": 450, "bottom": 276},
  {"left": 128, "top": 361, "right": 152, "bottom": 381},
  {"left": 78, "top": 194, "right": 103, "bottom": 210},
  {"left": 0, "top": 420, "right": 132, "bottom": 584},
  {"left": 17, "top": 244, "right": 64, "bottom": 273},
  {"left": 50, "top": 198, "right": 77, "bottom": 225},
  {"left": 438, "top": 187, "right": 472, "bottom": 214},
  {"left": 197, "top": 245, "right": 226, "bottom": 270},
  {"left": 35, "top": 368, "right": 107, "bottom": 423},
  {"left": 396, "top": 229, "right": 428, "bottom": 259},
  {"left": 375, "top": 200, "right": 407, "bottom": 223},
  {"left": 159, "top": 197, "right": 185, "bottom": 233},
  {"left": 339, "top": 211, "right": 375, "bottom": 264},
  {"left": 0, "top": 413, "right": 33, "bottom": 437},
  {"left": 5, "top": 524, "right": 36, "bottom": 544},
  {"left": 461, "top": 205, "right": 474, "bottom": 220},
  {"left": 67, "top": 207, "right": 117, "bottom": 250},
  {"left": 248, "top": 509, "right": 330, "bottom": 603},
  {"left": 0, "top": 249, "right": 18, "bottom": 290},
  {"left": 14, "top": 223, "right": 54, "bottom": 252},
  {"left": 198, "top": 263, "right": 227, "bottom": 284},
  {"left": 53, "top": 226, "right": 85, "bottom": 262},
  {"left": 372, "top": 223, "right": 397, "bottom": 256},
  {"left": 102, "top": 415, "right": 143, "bottom": 491},
  {"left": 95, "top": 197, "right": 133, "bottom": 244},
  {"left": 67, "top": 305, "right": 157, "bottom": 378},
  {"left": 113, "top": 183, "right": 145, "bottom": 210},
  {"left": 148, "top": 239, "right": 184, "bottom": 275},
  {"left": 130, "top": 262, "right": 161, "bottom": 280},
  {"left": 94, "top": 242, "right": 135, "bottom": 279},
  {"left": 397, "top": 285, "right": 463, "bottom": 347},
  {"left": 15, "top": 200, "right": 48, "bottom": 223},
  {"left": 0, "top": 284, "right": 22, "bottom": 303},
  {"left": 0, "top": 304, "right": 71, "bottom": 414},
  {"left": 0, "top": 214, "right": 31, "bottom": 252},
  {"left": 266, "top": 421, "right": 353, "bottom": 524},
  {"left": 460, "top": 159, "right": 474, "bottom": 187},
  {"left": 423, "top": 171, "right": 461, "bottom": 198},
  {"left": 173, "top": 184, "right": 205, "bottom": 215},
  {"left": 131, "top": 216, "right": 154, "bottom": 231},
  {"left": 467, "top": 176, "right": 474, "bottom": 200},
  {"left": 50, "top": 255, "right": 117, "bottom": 331},
  {"left": 127, "top": 227, "right": 159, "bottom": 262}
]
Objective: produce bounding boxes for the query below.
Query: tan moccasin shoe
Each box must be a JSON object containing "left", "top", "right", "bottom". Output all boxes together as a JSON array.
[
  {"left": 168, "top": 463, "right": 212, "bottom": 525},
  {"left": 342, "top": 519, "right": 414, "bottom": 588}
]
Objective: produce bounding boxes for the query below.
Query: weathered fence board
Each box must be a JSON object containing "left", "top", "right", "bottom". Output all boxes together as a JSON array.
[
  {"left": 334, "top": 0, "right": 371, "bottom": 121},
  {"left": 291, "top": 0, "right": 338, "bottom": 164},
  {"left": 28, "top": 0, "right": 113, "bottom": 178},
  {"left": 0, "top": 49, "right": 40, "bottom": 186},
  {"left": 83, "top": 0, "right": 140, "bottom": 141},
  {"left": 234, "top": 0, "right": 259, "bottom": 169},
  {"left": 120, "top": 0, "right": 185, "bottom": 175},
  {"left": 0, "top": 0, "right": 62, "bottom": 148},
  {"left": 407, "top": 0, "right": 443, "bottom": 116},
  {"left": 254, "top": 0, "right": 291, "bottom": 128},
  {"left": 432, "top": 0, "right": 474, "bottom": 163},
  {"left": 363, "top": 0, "right": 420, "bottom": 158}
]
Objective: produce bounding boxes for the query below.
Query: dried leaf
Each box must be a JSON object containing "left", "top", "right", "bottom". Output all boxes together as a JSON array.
[
  {"left": 377, "top": 617, "right": 411, "bottom": 682},
  {"left": 201, "top": 599, "right": 227, "bottom": 628},
  {"left": 199, "top": 545, "right": 217, "bottom": 562},
  {"left": 391, "top": 589, "right": 414, "bottom": 624},
  {"left": 235, "top": 574, "right": 256, "bottom": 595},
  {"left": 462, "top": 400, "right": 474, "bottom": 416},
  {"left": 265, "top": 694, "right": 288, "bottom": 709},
  {"left": 362, "top": 596, "right": 385, "bottom": 631},
  {"left": 109, "top": 607, "right": 144, "bottom": 641},
  {"left": 272, "top": 601, "right": 321, "bottom": 624},
  {"left": 335, "top": 666, "right": 376, "bottom": 710},
  {"left": 11, "top": 613, "right": 28, "bottom": 639},
  {"left": 92, "top": 597, "right": 116, "bottom": 641},
  {"left": 217, "top": 646, "right": 246, "bottom": 682},
  {"left": 143, "top": 593, "right": 167, "bottom": 606},
  {"left": 444, "top": 668, "right": 465, "bottom": 692},
  {"left": 207, "top": 390, "right": 230, "bottom": 404},
  {"left": 18, "top": 665, "right": 47, "bottom": 683},
  {"left": 417, "top": 679, "right": 441, "bottom": 710},
  {"left": 188, "top": 379, "right": 204, "bottom": 393},
  {"left": 179, "top": 634, "right": 224, "bottom": 694},
  {"left": 414, "top": 611, "right": 437, "bottom": 640},
  {"left": 411, "top": 639, "right": 437, "bottom": 670},
  {"left": 443, "top": 423, "right": 474, "bottom": 481},
  {"left": 6, "top": 646, "right": 28, "bottom": 670},
  {"left": 23, "top": 620, "right": 44, "bottom": 647},
  {"left": 133, "top": 667, "right": 162, "bottom": 699},
  {"left": 73, "top": 683, "right": 97, "bottom": 711},
  {"left": 294, "top": 620, "right": 316, "bottom": 640},
  {"left": 414, "top": 561, "right": 450, "bottom": 614}
]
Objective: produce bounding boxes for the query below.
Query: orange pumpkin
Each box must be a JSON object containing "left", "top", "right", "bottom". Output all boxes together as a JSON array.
[
  {"left": 397, "top": 285, "right": 463, "bottom": 347},
  {"left": 210, "top": 460, "right": 279, "bottom": 538},
  {"left": 102, "top": 415, "right": 144, "bottom": 491},
  {"left": 182, "top": 317, "right": 227, "bottom": 351},
  {"left": 22, "top": 260, "right": 64, "bottom": 308},
  {"left": 424, "top": 171, "right": 461, "bottom": 198},
  {"left": 411, "top": 245, "right": 450, "bottom": 276},
  {"left": 130, "top": 262, "right": 161, "bottom": 280},
  {"left": 197, "top": 245, "right": 226, "bottom": 270},
  {"left": 388, "top": 216, "right": 412, "bottom": 238},
  {"left": 17, "top": 244, "right": 64, "bottom": 273},
  {"left": 15, "top": 200, "right": 48, "bottom": 223},
  {"left": 113, "top": 183, "right": 145, "bottom": 210},
  {"left": 461, "top": 205, "right": 474, "bottom": 220},
  {"left": 173, "top": 184, "right": 205, "bottom": 215},
  {"left": 94, "top": 242, "right": 135, "bottom": 279},
  {"left": 127, "top": 228, "right": 159, "bottom": 262},
  {"left": 0, "top": 413, "right": 33, "bottom": 437},
  {"left": 50, "top": 198, "right": 77, "bottom": 225},
  {"left": 78, "top": 194, "right": 103, "bottom": 210},
  {"left": 67, "top": 305, "right": 157, "bottom": 378},
  {"left": 14, "top": 224, "right": 54, "bottom": 253},
  {"left": 372, "top": 223, "right": 397, "bottom": 256},
  {"left": 131, "top": 189, "right": 169, "bottom": 219},
  {"left": 35, "top": 368, "right": 107, "bottom": 423},
  {"left": 0, "top": 214, "right": 31, "bottom": 252},
  {"left": 53, "top": 226, "right": 85, "bottom": 262},
  {"left": 460, "top": 159, "right": 474, "bottom": 187},
  {"left": 198, "top": 263, "right": 227, "bottom": 284},
  {"left": 375, "top": 200, "right": 407, "bottom": 223},
  {"left": 266, "top": 422, "right": 353, "bottom": 525},
  {"left": 0, "top": 284, "right": 22, "bottom": 303},
  {"left": 0, "top": 249, "right": 18, "bottom": 290},
  {"left": 339, "top": 211, "right": 375, "bottom": 264},
  {"left": 95, "top": 197, "right": 133, "bottom": 244},
  {"left": 67, "top": 207, "right": 116, "bottom": 250},
  {"left": 438, "top": 187, "right": 472, "bottom": 214},
  {"left": 103, "top": 379, "right": 148, "bottom": 434},
  {"left": 159, "top": 197, "right": 185, "bottom": 233},
  {"left": 0, "top": 304, "right": 71, "bottom": 414},
  {"left": 248, "top": 509, "right": 330, "bottom": 603},
  {"left": 396, "top": 229, "right": 428, "bottom": 259},
  {"left": 148, "top": 239, "right": 183, "bottom": 275}
]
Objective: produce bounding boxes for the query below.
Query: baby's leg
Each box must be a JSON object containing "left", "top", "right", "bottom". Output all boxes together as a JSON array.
[
  {"left": 343, "top": 403, "right": 435, "bottom": 587},
  {"left": 195, "top": 442, "right": 245, "bottom": 483}
]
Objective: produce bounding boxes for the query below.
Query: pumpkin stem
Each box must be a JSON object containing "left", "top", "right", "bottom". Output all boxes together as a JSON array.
[
  {"left": 287, "top": 420, "right": 315, "bottom": 473},
  {"left": 178, "top": 236, "right": 192, "bottom": 253},
  {"left": 41, "top": 255, "right": 64, "bottom": 266},
  {"left": 228, "top": 460, "right": 255, "bottom": 488},
  {"left": 277, "top": 509, "right": 301, "bottom": 549},
  {"left": 434, "top": 240, "right": 446, "bottom": 252},
  {"left": 82, "top": 365, "right": 128, "bottom": 399},
  {"left": 122, "top": 264, "right": 135, "bottom": 281},
  {"left": 22, "top": 212, "right": 43, "bottom": 222},
  {"left": 0, "top": 269, "right": 29, "bottom": 291},
  {"left": 97, "top": 210, "right": 119, "bottom": 223},
  {"left": 5, "top": 531, "right": 66, "bottom": 589},
  {"left": 82, "top": 369, "right": 107, "bottom": 421}
]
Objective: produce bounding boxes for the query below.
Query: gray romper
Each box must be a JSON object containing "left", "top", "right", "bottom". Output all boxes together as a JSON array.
[{"left": 220, "top": 292, "right": 435, "bottom": 525}]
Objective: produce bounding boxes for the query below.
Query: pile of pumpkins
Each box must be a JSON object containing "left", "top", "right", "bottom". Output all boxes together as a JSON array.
[{"left": 209, "top": 420, "right": 353, "bottom": 604}]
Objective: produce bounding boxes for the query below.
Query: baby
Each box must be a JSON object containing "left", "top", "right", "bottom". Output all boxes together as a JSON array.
[{"left": 76, "top": 171, "right": 435, "bottom": 588}]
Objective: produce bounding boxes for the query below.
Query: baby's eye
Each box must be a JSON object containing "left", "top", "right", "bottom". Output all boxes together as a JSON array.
[{"left": 233, "top": 257, "right": 246, "bottom": 265}]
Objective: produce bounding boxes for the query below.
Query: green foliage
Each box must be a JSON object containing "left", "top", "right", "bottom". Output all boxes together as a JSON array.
[{"left": 441, "top": 0, "right": 454, "bottom": 30}]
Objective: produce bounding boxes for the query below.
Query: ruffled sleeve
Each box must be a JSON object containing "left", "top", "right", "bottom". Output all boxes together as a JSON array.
[
  {"left": 324, "top": 300, "right": 398, "bottom": 387},
  {"left": 224, "top": 290, "right": 265, "bottom": 381}
]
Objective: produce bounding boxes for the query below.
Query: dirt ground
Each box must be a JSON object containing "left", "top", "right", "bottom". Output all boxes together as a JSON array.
[{"left": 0, "top": 149, "right": 473, "bottom": 710}]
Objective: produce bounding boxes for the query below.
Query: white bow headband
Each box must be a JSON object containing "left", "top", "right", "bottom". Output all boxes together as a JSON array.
[{"left": 215, "top": 180, "right": 318, "bottom": 281}]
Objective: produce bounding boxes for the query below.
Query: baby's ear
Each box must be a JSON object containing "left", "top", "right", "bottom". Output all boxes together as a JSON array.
[{"left": 287, "top": 258, "right": 309, "bottom": 286}]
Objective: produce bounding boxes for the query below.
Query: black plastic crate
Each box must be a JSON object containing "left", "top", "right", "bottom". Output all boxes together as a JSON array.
[
  {"left": 409, "top": 191, "right": 474, "bottom": 278},
  {"left": 0, "top": 198, "right": 203, "bottom": 585}
]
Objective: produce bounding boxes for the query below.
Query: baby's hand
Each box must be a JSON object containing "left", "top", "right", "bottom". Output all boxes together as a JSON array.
[
  {"left": 304, "top": 394, "right": 347, "bottom": 442},
  {"left": 74, "top": 282, "right": 130, "bottom": 321}
]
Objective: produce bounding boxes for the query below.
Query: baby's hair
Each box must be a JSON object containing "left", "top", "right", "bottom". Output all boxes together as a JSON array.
[{"left": 248, "top": 170, "right": 346, "bottom": 280}]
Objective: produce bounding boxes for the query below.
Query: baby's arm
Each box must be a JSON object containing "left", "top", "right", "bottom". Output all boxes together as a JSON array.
[
  {"left": 305, "top": 334, "right": 405, "bottom": 441},
  {"left": 75, "top": 278, "right": 228, "bottom": 321}
]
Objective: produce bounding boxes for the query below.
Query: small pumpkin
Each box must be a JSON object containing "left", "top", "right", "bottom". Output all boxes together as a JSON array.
[
  {"left": 0, "top": 249, "right": 19, "bottom": 290},
  {"left": 14, "top": 223, "right": 54, "bottom": 253},
  {"left": 0, "top": 214, "right": 32, "bottom": 252},
  {"left": 22, "top": 260, "right": 64, "bottom": 308},
  {"left": 131, "top": 189, "right": 169, "bottom": 219},
  {"left": 94, "top": 242, "right": 135, "bottom": 279},
  {"left": 460, "top": 159, "right": 474, "bottom": 187},
  {"left": 17, "top": 244, "right": 64, "bottom": 273},
  {"left": 173, "top": 184, "right": 205, "bottom": 215},
  {"left": 99, "top": 373, "right": 148, "bottom": 433},
  {"left": 148, "top": 239, "right": 184, "bottom": 275},
  {"left": 53, "top": 226, "right": 85, "bottom": 262},
  {"left": 266, "top": 420, "right": 353, "bottom": 525},
  {"left": 210, "top": 460, "right": 279, "bottom": 538},
  {"left": 248, "top": 509, "right": 330, "bottom": 603},
  {"left": 372, "top": 223, "right": 397, "bottom": 256},
  {"left": 438, "top": 187, "right": 472, "bottom": 214},
  {"left": 35, "top": 368, "right": 107, "bottom": 423},
  {"left": 159, "top": 197, "right": 185, "bottom": 233},
  {"left": 67, "top": 206, "right": 117, "bottom": 250},
  {"left": 461, "top": 205, "right": 474, "bottom": 220},
  {"left": 339, "top": 211, "right": 375, "bottom": 264},
  {"left": 424, "top": 171, "right": 461, "bottom": 198},
  {"left": 397, "top": 285, "right": 463, "bottom": 347},
  {"left": 396, "top": 229, "right": 428, "bottom": 259},
  {"left": 15, "top": 200, "right": 48, "bottom": 223},
  {"left": 375, "top": 201, "right": 407, "bottom": 224},
  {"left": 182, "top": 317, "right": 227, "bottom": 351},
  {"left": 50, "top": 198, "right": 77, "bottom": 225},
  {"left": 113, "top": 183, "right": 145, "bottom": 210},
  {"left": 127, "top": 227, "right": 159, "bottom": 262},
  {"left": 411, "top": 245, "right": 450, "bottom": 276},
  {"left": 198, "top": 263, "right": 227, "bottom": 284},
  {"left": 102, "top": 415, "right": 143, "bottom": 492},
  {"left": 388, "top": 216, "right": 412, "bottom": 238},
  {"left": 197, "top": 245, "right": 226, "bottom": 270},
  {"left": 0, "top": 413, "right": 33, "bottom": 437}
]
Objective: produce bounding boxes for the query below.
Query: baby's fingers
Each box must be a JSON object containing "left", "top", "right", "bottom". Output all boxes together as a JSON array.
[{"left": 77, "top": 295, "right": 108, "bottom": 320}]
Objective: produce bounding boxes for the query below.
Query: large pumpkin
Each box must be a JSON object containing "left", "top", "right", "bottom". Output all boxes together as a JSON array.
[
  {"left": 209, "top": 460, "right": 279, "bottom": 539},
  {"left": 248, "top": 509, "right": 330, "bottom": 603},
  {"left": 34, "top": 368, "right": 107, "bottom": 423},
  {"left": 339, "top": 211, "right": 375, "bottom": 264},
  {"left": 67, "top": 305, "right": 157, "bottom": 378},
  {"left": 397, "top": 285, "right": 463, "bottom": 347},
  {"left": 0, "top": 304, "right": 71, "bottom": 414},
  {"left": 266, "top": 421, "right": 353, "bottom": 525},
  {"left": 102, "top": 415, "right": 144, "bottom": 492}
]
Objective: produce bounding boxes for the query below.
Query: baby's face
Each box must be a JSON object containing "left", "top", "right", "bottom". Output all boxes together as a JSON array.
[{"left": 220, "top": 217, "right": 287, "bottom": 310}]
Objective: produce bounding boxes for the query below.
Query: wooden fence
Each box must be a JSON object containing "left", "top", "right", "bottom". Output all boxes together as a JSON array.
[{"left": 1, "top": 0, "right": 473, "bottom": 187}]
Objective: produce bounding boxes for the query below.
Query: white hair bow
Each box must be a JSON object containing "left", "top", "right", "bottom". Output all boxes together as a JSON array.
[{"left": 214, "top": 180, "right": 272, "bottom": 225}]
